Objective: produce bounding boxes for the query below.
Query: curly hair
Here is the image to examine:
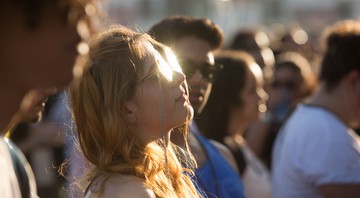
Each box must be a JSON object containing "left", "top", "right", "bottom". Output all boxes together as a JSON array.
[{"left": 70, "top": 26, "right": 200, "bottom": 197}]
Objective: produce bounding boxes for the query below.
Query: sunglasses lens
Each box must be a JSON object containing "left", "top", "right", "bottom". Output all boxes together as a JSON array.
[{"left": 272, "top": 80, "right": 297, "bottom": 90}]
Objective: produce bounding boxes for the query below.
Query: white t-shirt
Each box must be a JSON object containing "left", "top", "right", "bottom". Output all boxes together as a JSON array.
[
  {"left": 0, "top": 138, "right": 21, "bottom": 198},
  {"left": 241, "top": 145, "right": 271, "bottom": 198},
  {"left": 272, "top": 104, "right": 360, "bottom": 198}
]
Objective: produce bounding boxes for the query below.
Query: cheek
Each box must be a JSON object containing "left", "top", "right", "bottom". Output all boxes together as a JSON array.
[{"left": 244, "top": 95, "right": 260, "bottom": 117}]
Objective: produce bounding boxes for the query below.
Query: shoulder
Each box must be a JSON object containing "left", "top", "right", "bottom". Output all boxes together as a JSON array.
[
  {"left": 89, "top": 175, "right": 156, "bottom": 198},
  {"left": 209, "top": 140, "right": 240, "bottom": 173}
]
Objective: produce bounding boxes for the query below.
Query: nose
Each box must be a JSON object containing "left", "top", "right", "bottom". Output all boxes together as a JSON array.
[
  {"left": 188, "top": 69, "right": 205, "bottom": 83},
  {"left": 173, "top": 70, "right": 186, "bottom": 85}
]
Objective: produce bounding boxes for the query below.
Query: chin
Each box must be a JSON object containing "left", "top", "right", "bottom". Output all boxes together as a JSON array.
[
  {"left": 172, "top": 109, "right": 193, "bottom": 129},
  {"left": 350, "top": 121, "right": 360, "bottom": 129},
  {"left": 187, "top": 105, "right": 194, "bottom": 121}
]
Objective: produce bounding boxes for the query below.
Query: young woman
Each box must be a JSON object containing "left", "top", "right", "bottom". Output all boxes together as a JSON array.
[
  {"left": 70, "top": 26, "right": 201, "bottom": 197},
  {"left": 198, "top": 50, "right": 271, "bottom": 198}
]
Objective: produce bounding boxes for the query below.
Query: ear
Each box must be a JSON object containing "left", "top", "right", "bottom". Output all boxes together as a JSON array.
[
  {"left": 345, "top": 70, "right": 360, "bottom": 90},
  {"left": 124, "top": 100, "right": 137, "bottom": 124}
]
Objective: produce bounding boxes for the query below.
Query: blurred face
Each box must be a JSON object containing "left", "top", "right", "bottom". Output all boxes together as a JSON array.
[
  {"left": 267, "top": 66, "right": 302, "bottom": 112},
  {"left": 128, "top": 43, "right": 193, "bottom": 141},
  {"left": 0, "top": 4, "right": 87, "bottom": 91},
  {"left": 232, "top": 64, "right": 266, "bottom": 127},
  {"left": 174, "top": 36, "right": 215, "bottom": 115}
]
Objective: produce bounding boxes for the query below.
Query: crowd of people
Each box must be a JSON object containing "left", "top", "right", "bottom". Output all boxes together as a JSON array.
[{"left": 1, "top": 1, "right": 359, "bottom": 198}]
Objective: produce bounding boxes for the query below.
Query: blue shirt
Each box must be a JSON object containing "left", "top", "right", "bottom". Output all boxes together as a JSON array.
[{"left": 193, "top": 133, "right": 245, "bottom": 198}]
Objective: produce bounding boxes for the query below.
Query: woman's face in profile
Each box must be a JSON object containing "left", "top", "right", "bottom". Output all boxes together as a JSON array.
[
  {"left": 237, "top": 64, "right": 266, "bottom": 125},
  {"left": 128, "top": 42, "right": 193, "bottom": 141}
]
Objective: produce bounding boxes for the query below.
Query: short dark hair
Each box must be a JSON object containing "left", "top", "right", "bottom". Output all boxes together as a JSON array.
[
  {"left": 320, "top": 20, "right": 360, "bottom": 90},
  {"left": 148, "top": 15, "right": 224, "bottom": 50},
  {"left": 230, "top": 29, "right": 268, "bottom": 50}
]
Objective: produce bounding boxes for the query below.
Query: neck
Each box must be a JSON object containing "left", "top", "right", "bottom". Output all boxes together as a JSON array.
[
  {"left": 171, "top": 127, "right": 186, "bottom": 148},
  {"left": 227, "top": 113, "right": 248, "bottom": 137},
  {"left": 308, "top": 83, "right": 349, "bottom": 126},
  {"left": 0, "top": 84, "right": 26, "bottom": 134},
  {"left": 164, "top": 130, "right": 172, "bottom": 147}
]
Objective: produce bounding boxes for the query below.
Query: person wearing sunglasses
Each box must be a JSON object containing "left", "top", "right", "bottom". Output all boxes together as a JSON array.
[
  {"left": 149, "top": 16, "right": 245, "bottom": 198},
  {"left": 70, "top": 26, "right": 202, "bottom": 197}
]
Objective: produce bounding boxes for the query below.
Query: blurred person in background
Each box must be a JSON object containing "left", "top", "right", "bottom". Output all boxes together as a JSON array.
[
  {"left": 229, "top": 29, "right": 275, "bottom": 84},
  {"left": 272, "top": 20, "right": 360, "bottom": 198},
  {"left": 5, "top": 88, "right": 57, "bottom": 198},
  {"left": 198, "top": 50, "right": 271, "bottom": 198},
  {"left": 269, "top": 24, "right": 321, "bottom": 72},
  {"left": 246, "top": 51, "right": 317, "bottom": 169},
  {"left": 70, "top": 26, "right": 201, "bottom": 197},
  {"left": 149, "top": 16, "right": 245, "bottom": 198},
  {"left": 0, "top": 0, "right": 99, "bottom": 196},
  {"left": 9, "top": 90, "right": 68, "bottom": 198}
]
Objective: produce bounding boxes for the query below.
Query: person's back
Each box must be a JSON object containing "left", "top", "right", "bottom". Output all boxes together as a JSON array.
[
  {"left": 85, "top": 175, "right": 156, "bottom": 198},
  {"left": 272, "top": 20, "right": 360, "bottom": 198}
]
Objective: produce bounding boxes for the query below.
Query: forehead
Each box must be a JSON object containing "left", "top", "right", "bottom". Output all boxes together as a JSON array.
[
  {"left": 275, "top": 66, "right": 300, "bottom": 80},
  {"left": 174, "top": 36, "right": 214, "bottom": 63},
  {"left": 141, "top": 41, "right": 160, "bottom": 75}
]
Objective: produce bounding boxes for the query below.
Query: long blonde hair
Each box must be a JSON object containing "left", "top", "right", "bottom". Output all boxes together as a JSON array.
[{"left": 70, "top": 26, "right": 200, "bottom": 197}]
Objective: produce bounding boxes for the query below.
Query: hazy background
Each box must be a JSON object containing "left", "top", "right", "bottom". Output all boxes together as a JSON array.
[{"left": 101, "top": 0, "right": 360, "bottom": 44}]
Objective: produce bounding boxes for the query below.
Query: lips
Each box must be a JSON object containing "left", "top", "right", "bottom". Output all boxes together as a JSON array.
[{"left": 175, "top": 92, "right": 187, "bottom": 103}]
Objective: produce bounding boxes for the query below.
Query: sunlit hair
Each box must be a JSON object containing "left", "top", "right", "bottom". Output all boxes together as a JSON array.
[{"left": 70, "top": 25, "right": 200, "bottom": 197}]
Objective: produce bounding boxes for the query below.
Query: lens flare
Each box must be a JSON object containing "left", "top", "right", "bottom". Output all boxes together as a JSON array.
[
  {"left": 164, "top": 47, "right": 182, "bottom": 73},
  {"left": 156, "top": 47, "right": 184, "bottom": 82},
  {"left": 157, "top": 57, "right": 173, "bottom": 82}
]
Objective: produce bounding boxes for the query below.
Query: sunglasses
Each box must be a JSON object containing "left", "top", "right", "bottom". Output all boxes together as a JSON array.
[
  {"left": 179, "top": 59, "right": 222, "bottom": 82},
  {"left": 271, "top": 80, "right": 299, "bottom": 90}
]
